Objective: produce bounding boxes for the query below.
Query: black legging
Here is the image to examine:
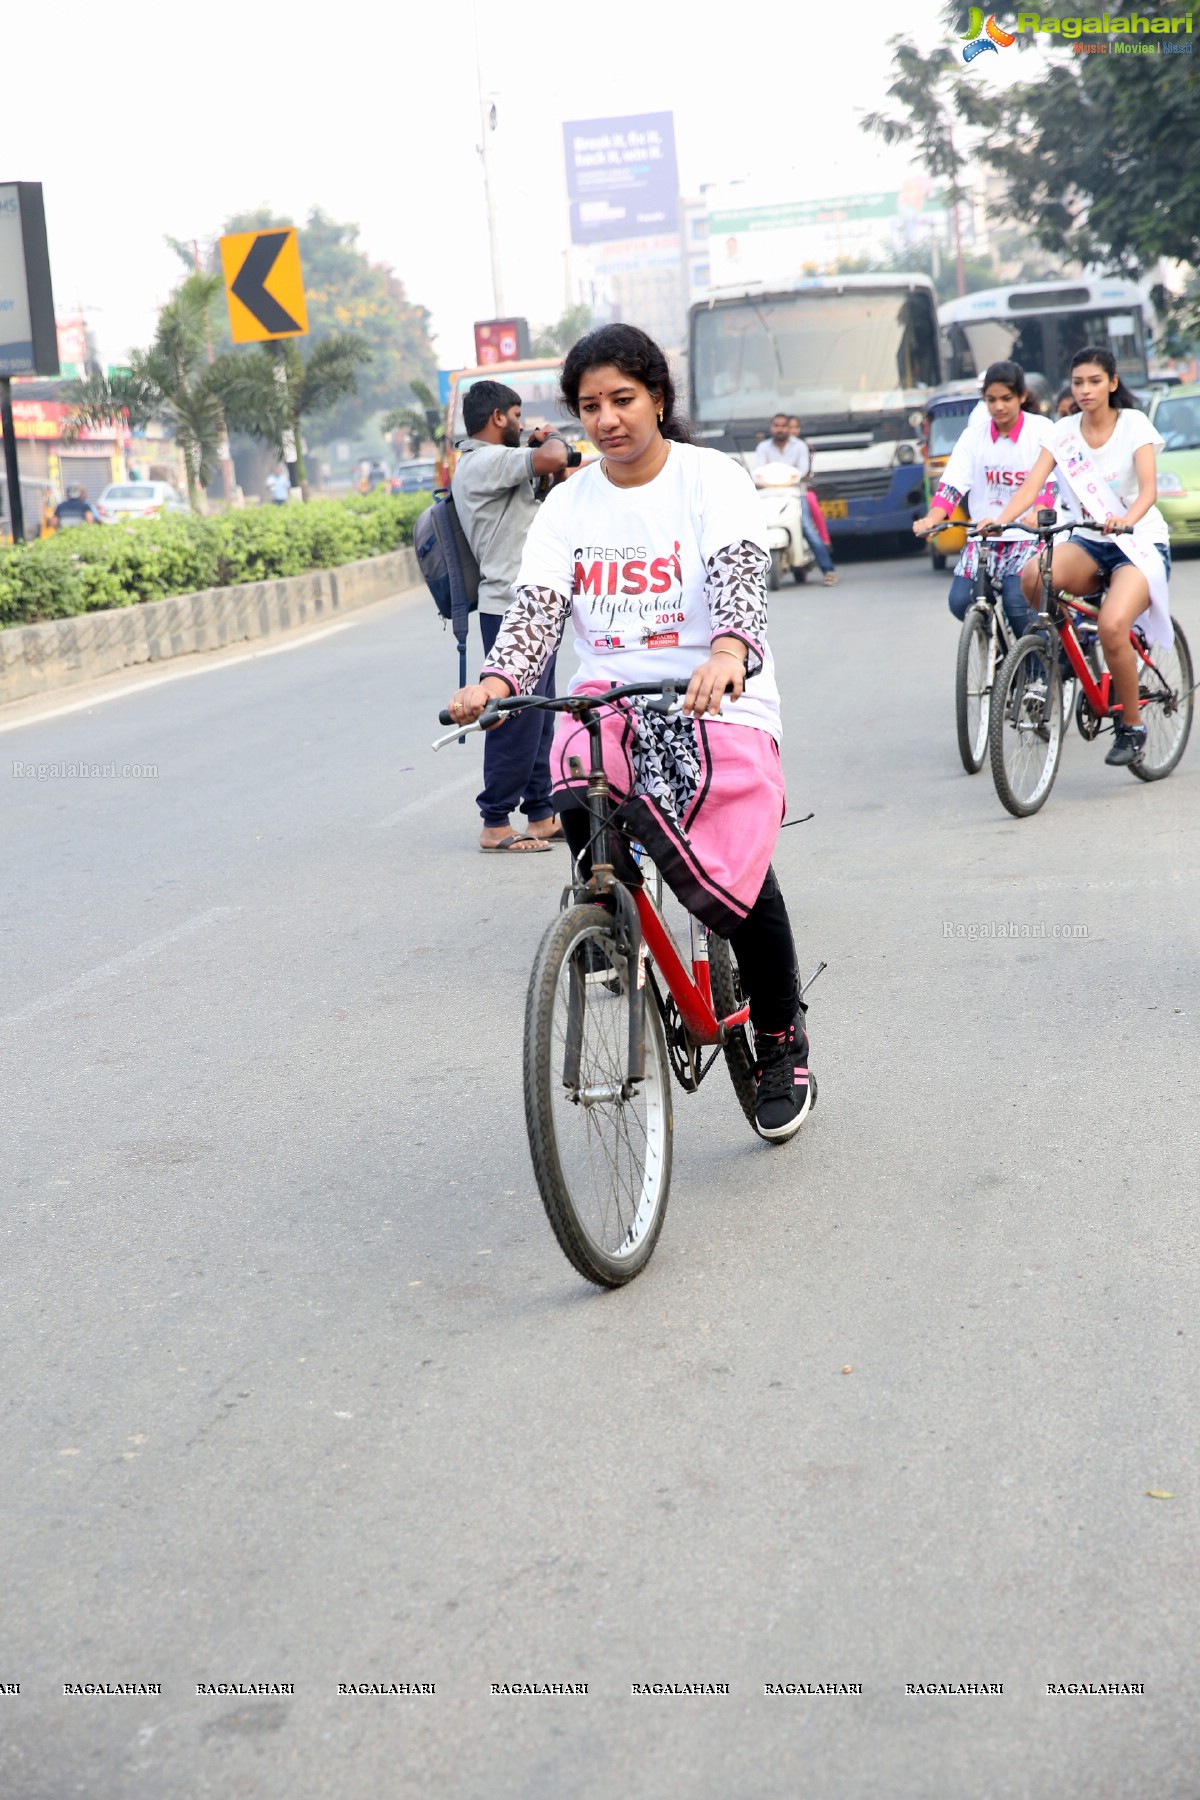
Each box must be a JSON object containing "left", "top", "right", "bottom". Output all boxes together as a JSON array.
[{"left": 558, "top": 805, "right": 800, "bottom": 1035}]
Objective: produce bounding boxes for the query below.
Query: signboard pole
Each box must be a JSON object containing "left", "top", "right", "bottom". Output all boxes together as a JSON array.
[{"left": 1, "top": 377, "right": 25, "bottom": 543}]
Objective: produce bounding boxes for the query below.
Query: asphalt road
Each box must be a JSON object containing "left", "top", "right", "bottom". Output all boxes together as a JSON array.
[{"left": 2, "top": 547, "right": 1199, "bottom": 1799}]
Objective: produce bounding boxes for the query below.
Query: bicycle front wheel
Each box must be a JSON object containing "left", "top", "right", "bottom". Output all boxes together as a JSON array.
[
  {"left": 524, "top": 904, "right": 673, "bottom": 1287},
  {"left": 955, "top": 606, "right": 992, "bottom": 774},
  {"left": 1132, "top": 619, "right": 1194, "bottom": 782},
  {"left": 988, "top": 633, "right": 1064, "bottom": 817}
]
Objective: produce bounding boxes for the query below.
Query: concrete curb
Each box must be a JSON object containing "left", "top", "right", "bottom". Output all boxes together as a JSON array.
[{"left": 0, "top": 545, "right": 420, "bottom": 706}]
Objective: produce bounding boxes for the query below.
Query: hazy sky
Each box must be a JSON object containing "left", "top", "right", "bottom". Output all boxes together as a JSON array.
[{"left": 7, "top": 0, "right": 1004, "bottom": 373}]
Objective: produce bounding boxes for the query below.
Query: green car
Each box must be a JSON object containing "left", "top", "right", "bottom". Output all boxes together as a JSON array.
[{"left": 1150, "top": 383, "right": 1200, "bottom": 547}]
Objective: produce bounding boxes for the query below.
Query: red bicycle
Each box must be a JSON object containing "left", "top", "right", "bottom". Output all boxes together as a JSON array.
[
  {"left": 434, "top": 680, "right": 823, "bottom": 1287},
  {"left": 988, "top": 516, "right": 1194, "bottom": 817}
]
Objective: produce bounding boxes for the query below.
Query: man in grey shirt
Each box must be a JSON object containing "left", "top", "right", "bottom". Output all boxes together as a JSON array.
[{"left": 452, "top": 380, "right": 571, "bottom": 852}]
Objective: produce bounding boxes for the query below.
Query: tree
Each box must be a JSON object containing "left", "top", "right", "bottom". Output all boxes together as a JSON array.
[
  {"left": 64, "top": 273, "right": 228, "bottom": 511},
  {"left": 178, "top": 209, "right": 437, "bottom": 444},
  {"left": 868, "top": 6, "right": 1200, "bottom": 327},
  {"left": 208, "top": 336, "right": 372, "bottom": 497},
  {"left": 381, "top": 378, "right": 443, "bottom": 456},
  {"left": 862, "top": 41, "right": 1001, "bottom": 298},
  {"left": 530, "top": 303, "right": 593, "bottom": 358}
]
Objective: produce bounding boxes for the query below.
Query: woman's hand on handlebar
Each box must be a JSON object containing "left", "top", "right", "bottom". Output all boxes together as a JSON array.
[
  {"left": 912, "top": 510, "right": 944, "bottom": 538},
  {"left": 683, "top": 644, "right": 746, "bottom": 717},
  {"left": 1102, "top": 512, "right": 1135, "bottom": 536},
  {"left": 974, "top": 516, "right": 1005, "bottom": 536},
  {"left": 446, "top": 676, "right": 512, "bottom": 727}
]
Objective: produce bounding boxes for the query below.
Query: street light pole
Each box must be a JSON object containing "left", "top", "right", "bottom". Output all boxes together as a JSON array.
[{"left": 473, "top": 2, "right": 505, "bottom": 316}]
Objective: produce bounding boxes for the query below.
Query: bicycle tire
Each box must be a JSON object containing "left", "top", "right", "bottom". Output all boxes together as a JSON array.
[
  {"left": 955, "top": 606, "right": 992, "bottom": 774},
  {"left": 524, "top": 903, "right": 673, "bottom": 1288},
  {"left": 707, "top": 934, "right": 759, "bottom": 1134},
  {"left": 988, "top": 633, "right": 1065, "bottom": 818},
  {"left": 1131, "top": 618, "right": 1194, "bottom": 783}
]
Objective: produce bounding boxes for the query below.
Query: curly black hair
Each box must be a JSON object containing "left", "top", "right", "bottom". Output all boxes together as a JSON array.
[{"left": 559, "top": 323, "right": 692, "bottom": 444}]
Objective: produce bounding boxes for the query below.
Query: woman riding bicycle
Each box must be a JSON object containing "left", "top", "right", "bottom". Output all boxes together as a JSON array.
[
  {"left": 446, "top": 323, "right": 815, "bottom": 1142},
  {"left": 978, "top": 345, "right": 1172, "bottom": 769},
  {"left": 911, "top": 358, "right": 1054, "bottom": 638}
]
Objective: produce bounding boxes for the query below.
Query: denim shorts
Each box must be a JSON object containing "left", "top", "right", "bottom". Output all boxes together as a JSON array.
[{"left": 1069, "top": 534, "right": 1171, "bottom": 581}]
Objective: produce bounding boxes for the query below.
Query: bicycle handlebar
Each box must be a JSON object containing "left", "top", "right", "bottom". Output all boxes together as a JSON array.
[
  {"left": 967, "top": 517, "right": 1077, "bottom": 541},
  {"left": 434, "top": 679, "right": 687, "bottom": 750}
]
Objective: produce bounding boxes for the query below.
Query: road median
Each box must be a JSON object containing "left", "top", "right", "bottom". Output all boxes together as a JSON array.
[{"left": 0, "top": 545, "right": 420, "bottom": 705}]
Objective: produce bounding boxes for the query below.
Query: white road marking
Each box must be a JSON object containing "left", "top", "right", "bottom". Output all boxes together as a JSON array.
[
  {"left": 373, "top": 768, "right": 480, "bottom": 828},
  {"left": 1, "top": 907, "right": 240, "bottom": 1029},
  {"left": 0, "top": 623, "right": 354, "bottom": 736}
]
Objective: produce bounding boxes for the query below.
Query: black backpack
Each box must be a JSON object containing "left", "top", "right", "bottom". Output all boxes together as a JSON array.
[{"left": 413, "top": 489, "right": 481, "bottom": 685}]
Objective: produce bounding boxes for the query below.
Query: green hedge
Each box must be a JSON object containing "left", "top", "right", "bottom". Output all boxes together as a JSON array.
[{"left": 0, "top": 488, "right": 431, "bottom": 628}]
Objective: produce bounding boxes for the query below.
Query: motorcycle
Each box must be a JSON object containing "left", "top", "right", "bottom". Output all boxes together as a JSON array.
[{"left": 752, "top": 463, "right": 816, "bottom": 590}]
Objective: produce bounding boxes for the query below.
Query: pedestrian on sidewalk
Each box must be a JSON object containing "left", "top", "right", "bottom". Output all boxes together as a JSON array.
[
  {"left": 452, "top": 379, "right": 572, "bottom": 854},
  {"left": 267, "top": 464, "right": 291, "bottom": 506}
]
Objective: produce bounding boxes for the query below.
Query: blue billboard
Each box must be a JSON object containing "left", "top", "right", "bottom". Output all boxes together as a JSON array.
[{"left": 563, "top": 113, "right": 679, "bottom": 246}]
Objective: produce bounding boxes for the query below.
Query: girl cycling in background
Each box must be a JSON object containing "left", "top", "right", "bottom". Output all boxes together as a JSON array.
[
  {"left": 912, "top": 359, "right": 1054, "bottom": 639},
  {"left": 445, "top": 323, "right": 817, "bottom": 1143},
  {"left": 980, "top": 345, "right": 1172, "bottom": 769}
]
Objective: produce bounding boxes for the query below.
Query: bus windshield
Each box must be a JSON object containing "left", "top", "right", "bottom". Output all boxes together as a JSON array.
[
  {"left": 691, "top": 288, "right": 940, "bottom": 423},
  {"left": 452, "top": 367, "right": 576, "bottom": 441}
]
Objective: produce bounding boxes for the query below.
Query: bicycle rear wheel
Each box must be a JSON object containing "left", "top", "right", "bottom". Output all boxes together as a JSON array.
[
  {"left": 955, "top": 606, "right": 992, "bottom": 774},
  {"left": 707, "top": 934, "right": 759, "bottom": 1133},
  {"left": 989, "top": 633, "right": 1064, "bottom": 817},
  {"left": 1131, "top": 619, "right": 1194, "bottom": 782},
  {"left": 524, "top": 903, "right": 673, "bottom": 1287}
]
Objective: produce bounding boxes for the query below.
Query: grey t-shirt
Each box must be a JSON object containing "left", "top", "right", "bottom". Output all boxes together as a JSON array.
[{"left": 451, "top": 439, "right": 539, "bottom": 615}]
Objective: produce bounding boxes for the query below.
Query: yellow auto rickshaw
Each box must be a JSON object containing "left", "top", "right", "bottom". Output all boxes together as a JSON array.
[{"left": 921, "top": 383, "right": 980, "bottom": 572}]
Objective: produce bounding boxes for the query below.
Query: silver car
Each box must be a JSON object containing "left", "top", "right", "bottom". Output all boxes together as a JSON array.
[{"left": 95, "top": 481, "right": 188, "bottom": 523}]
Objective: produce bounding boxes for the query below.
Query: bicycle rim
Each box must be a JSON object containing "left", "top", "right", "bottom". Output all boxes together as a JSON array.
[
  {"left": 956, "top": 608, "right": 992, "bottom": 774},
  {"left": 1132, "top": 620, "right": 1194, "bottom": 781},
  {"left": 989, "top": 635, "right": 1064, "bottom": 817},
  {"left": 524, "top": 905, "right": 672, "bottom": 1287}
]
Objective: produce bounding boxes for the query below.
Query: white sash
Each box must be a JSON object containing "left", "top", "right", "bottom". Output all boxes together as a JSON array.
[{"left": 1056, "top": 435, "right": 1173, "bottom": 650}]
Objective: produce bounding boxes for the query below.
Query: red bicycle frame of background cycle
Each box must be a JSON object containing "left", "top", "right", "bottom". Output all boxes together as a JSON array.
[
  {"left": 632, "top": 887, "right": 751, "bottom": 1046},
  {"left": 1057, "top": 604, "right": 1158, "bottom": 718}
]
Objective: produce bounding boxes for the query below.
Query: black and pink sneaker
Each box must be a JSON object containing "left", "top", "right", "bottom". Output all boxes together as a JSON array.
[{"left": 754, "top": 1014, "right": 816, "bottom": 1142}]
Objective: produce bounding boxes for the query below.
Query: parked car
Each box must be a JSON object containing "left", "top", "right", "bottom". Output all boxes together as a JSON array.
[
  {"left": 95, "top": 481, "right": 188, "bottom": 522},
  {"left": 1149, "top": 384, "right": 1200, "bottom": 548},
  {"left": 390, "top": 457, "right": 438, "bottom": 494}
]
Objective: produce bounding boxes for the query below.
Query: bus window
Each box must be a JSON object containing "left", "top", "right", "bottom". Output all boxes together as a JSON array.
[{"left": 1055, "top": 310, "right": 1145, "bottom": 384}]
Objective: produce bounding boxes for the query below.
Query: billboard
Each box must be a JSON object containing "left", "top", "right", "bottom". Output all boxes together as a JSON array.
[
  {"left": 707, "top": 180, "right": 947, "bottom": 289},
  {"left": 0, "top": 183, "right": 59, "bottom": 377},
  {"left": 563, "top": 113, "right": 679, "bottom": 246},
  {"left": 473, "top": 317, "right": 531, "bottom": 366}
]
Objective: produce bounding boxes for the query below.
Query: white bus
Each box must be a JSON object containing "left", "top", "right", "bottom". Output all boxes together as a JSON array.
[
  {"left": 688, "top": 274, "right": 941, "bottom": 545},
  {"left": 939, "top": 278, "right": 1151, "bottom": 396}
]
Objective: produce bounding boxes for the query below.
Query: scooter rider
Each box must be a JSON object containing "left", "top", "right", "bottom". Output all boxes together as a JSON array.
[{"left": 754, "top": 414, "right": 837, "bottom": 586}]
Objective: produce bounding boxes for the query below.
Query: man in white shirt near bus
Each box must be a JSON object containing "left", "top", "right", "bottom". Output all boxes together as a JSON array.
[{"left": 753, "top": 413, "right": 838, "bottom": 585}]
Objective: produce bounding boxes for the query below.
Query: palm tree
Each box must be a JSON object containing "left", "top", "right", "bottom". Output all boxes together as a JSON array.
[
  {"left": 208, "top": 336, "right": 371, "bottom": 499},
  {"left": 382, "top": 377, "right": 443, "bottom": 457},
  {"left": 64, "top": 274, "right": 228, "bottom": 512}
]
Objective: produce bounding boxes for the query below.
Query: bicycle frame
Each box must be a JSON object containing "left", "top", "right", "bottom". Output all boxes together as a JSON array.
[
  {"left": 970, "top": 540, "right": 1017, "bottom": 683},
  {"left": 572, "top": 700, "right": 750, "bottom": 1050},
  {"left": 1031, "top": 530, "right": 1162, "bottom": 723}
]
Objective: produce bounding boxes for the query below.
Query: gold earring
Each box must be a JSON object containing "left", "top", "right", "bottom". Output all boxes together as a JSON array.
[{"left": 657, "top": 408, "right": 664, "bottom": 423}]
